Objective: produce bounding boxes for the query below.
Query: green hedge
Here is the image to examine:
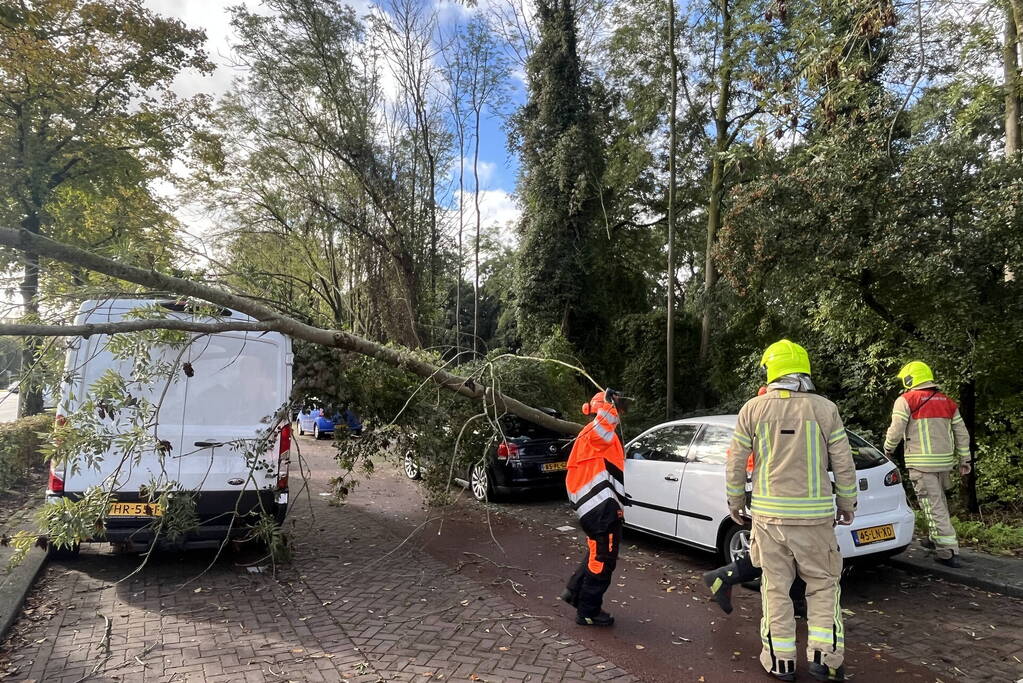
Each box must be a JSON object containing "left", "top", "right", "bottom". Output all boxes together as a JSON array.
[{"left": 0, "top": 414, "right": 53, "bottom": 490}]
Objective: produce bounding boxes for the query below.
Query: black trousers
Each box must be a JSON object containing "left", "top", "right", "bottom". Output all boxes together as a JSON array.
[
  {"left": 565, "top": 520, "right": 621, "bottom": 617},
  {"left": 726, "top": 553, "right": 807, "bottom": 600}
]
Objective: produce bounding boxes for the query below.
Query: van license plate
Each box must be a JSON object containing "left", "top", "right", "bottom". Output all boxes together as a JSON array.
[
  {"left": 853, "top": 524, "right": 895, "bottom": 546},
  {"left": 108, "top": 502, "right": 163, "bottom": 517},
  {"left": 542, "top": 461, "right": 568, "bottom": 472}
]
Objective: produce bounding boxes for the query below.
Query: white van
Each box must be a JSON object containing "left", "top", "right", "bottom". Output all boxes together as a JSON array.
[{"left": 47, "top": 299, "right": 293, "bottom": 552}]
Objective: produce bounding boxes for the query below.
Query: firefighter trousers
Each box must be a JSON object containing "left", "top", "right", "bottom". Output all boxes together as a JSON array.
[
  {"left": 909, "top": 469, "right": 958, "bottom": 559},
  {"left": 565, "top": 520, "right": 621, "bottom": 617},
  {"left": 750, "top": 519, "right": 845, "bottom": 674}
]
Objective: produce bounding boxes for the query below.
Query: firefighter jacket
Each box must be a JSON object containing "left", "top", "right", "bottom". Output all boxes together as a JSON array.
[
  {"left": 566, "top": 398, "right": 626, "bottom": 538},
  {"left": 726, "top": 389, "right": 857, "bottom": 525},
  {"left": 883, "top": 382, "right": 971, "bottom": 472}
]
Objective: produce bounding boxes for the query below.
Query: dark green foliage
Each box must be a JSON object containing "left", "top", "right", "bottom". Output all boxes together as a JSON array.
[{"left": 513, "top": 0, "right": 609, "bottom": 354}]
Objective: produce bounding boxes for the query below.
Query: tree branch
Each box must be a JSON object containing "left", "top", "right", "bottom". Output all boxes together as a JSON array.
[
  {"left": 0, "top": 320, "right": 275, "bottom": 337},
  {"left": 0, "top": 228, "right": 583, "bottom": 436}
]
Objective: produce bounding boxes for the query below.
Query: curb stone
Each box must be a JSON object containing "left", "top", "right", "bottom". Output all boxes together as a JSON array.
[
  {"left": 0, "top": 545, "right": 47, "bottom": 641},
  {"left": 885, "top": 540, "right": 1023, "bottom": 599}
]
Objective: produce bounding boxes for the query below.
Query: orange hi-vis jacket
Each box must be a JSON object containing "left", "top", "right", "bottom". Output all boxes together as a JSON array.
[{"left": 566, "top": 392, "right": 627, "bottom": 538}]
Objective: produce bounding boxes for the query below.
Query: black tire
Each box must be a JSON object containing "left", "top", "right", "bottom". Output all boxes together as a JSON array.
[
  {"left": 297, "top": 422, "right": 305, "bottom": 436},
  {"left": 403, "top": 452, "right": 421, "bottom": 480},
  {"left": 49, "top": 543, "right": 81, "bottom": 560},
  {"left": 469, "top": 461, "right": 501, "bottom": 503},
  {"left": 719, "top": 521, "right": 751, "bottom": 565},
  {"left": 273, "top": 504, "right": 288, "bottom": 527},
  {"left": 313, "top": 424, "right": 321, "bottom": 440}
]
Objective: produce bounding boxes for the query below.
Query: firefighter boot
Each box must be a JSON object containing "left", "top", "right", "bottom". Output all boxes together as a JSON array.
[
  {"left": 809, "top": 661, "right": 845, "bottom": 682},
  {"left": 936, "top": 555, "right": 962, "bottom": 568},
  {"left": 576, "top": 611, "right": 614, "bottom": 627}
]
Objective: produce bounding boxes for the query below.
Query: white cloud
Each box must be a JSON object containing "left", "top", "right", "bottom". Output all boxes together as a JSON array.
[{"left": 448, "top": 188, "right": 521, "bottom": 252}]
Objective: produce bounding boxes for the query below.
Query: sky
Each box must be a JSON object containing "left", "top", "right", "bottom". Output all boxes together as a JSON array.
[{"left": 144, "top": 0, "right": 523, "bottom": 246}]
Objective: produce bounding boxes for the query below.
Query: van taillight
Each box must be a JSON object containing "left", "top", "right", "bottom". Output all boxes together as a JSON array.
[
  {"left": 497, "top": 442, "right": 520, "bottom": 461},
  {"left": 48, "top": 464, "right": 64, "bottom": 494},
  {"left": 884, "top": 469, "right": 902, "bottom": 486},
  {"left": 277, "top": 423, "right": 291, "bottom": 491}
]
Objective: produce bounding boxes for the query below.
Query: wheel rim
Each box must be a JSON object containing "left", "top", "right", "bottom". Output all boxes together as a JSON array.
[
  {"left": 470, "top": 463, "right": 488, "bottom": 501},
  {"left": 404, "top": 454, "right": 419, "bottom": 479},
  {"left": 313, "top": 425, "right": 319, "bottom": 438},
  {"left": 729, "top": 528, "right": 751, "bottom": 562}
]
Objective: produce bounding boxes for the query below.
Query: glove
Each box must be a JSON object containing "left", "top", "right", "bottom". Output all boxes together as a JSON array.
[{"left": 594, "top": 532, "right": 615, "bottom": 562}]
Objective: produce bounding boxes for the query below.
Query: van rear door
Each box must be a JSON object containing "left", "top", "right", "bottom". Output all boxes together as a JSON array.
[
  {"left": 175, "top": 333, "right": 286, "bottom": 498},
  {"left": 63, "top": 334, "right": 187, "bottom": 494}
]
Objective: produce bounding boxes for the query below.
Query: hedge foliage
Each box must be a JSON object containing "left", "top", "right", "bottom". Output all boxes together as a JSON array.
[{"left": 0, "top": 414, "right": 53, "bottom": 490}]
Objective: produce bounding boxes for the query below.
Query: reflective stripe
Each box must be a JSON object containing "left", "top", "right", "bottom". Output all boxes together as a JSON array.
[
  {"left": 951, "top": 415, "right": 964, "bottom": 424},
  {"left": 596, "top": 409, "right": 619, "bottom": 426},
  {"left": 905, "top": 453, "right": 955, "bottom": 468},
  {"left": 726, "top": 485, "right": 745, "bottom": 496},
  {"left": 809, "top": 421, "right": 821, "bottom": 497},
  {"left": 593, "top": 422, "right": 615, "bottom": 443},
  {"left": 893, "top": 409, "right": 910, "bottom": 419},
  {"left": 835, "top": 482, "right": 856, "bottom": 498},
  {"left": 883, "top": 438, "right": 897, "bottom": 451},
  {"left": 569, "top": 469, "right": 625, "bottom": 511},
  {"left": 751, "top": 495, "right": 834, "bottom": 518},
  {"left": 733, "top": 431, "right": 752, "bottom": 448},
  {"left": 828, "top": 427, "right": 846, "bottom": 444},
  {"left": 575, "top": 487, "right": 616, "bottom": 519}
]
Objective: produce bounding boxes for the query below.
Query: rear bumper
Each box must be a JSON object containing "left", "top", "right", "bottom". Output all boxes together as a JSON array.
[
  {"left": 47, "top": 490, "right": 287, "bottom": 550},
  {"left": 836, "top": 505, "right": 916, "bottom": 559},
  {"left": 490, "top": 461, "right": 567, "bottom": 494}
]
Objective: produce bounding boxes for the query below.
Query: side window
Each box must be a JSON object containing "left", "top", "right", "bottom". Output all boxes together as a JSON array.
[
  {"left": 626, "top": 424, "right": 700, "bottom": 463},
  {"left": 686, "top": 425, "right": 734, "bottom": 465}
]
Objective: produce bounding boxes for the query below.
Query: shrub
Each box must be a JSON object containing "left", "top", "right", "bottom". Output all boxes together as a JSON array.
[{"left": 0, "top": 414, "right": 53, "bottom": 490}]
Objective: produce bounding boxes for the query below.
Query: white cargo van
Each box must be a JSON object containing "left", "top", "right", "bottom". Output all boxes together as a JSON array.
[{"left": 47, "top": 298, "right": 293, "bottom": 552}]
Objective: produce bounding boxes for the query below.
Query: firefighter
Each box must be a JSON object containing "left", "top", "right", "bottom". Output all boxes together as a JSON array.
[
  {"left": 883, "top": 361, "right": 972, "bottom": 568},
  {"left": 703, "top": 391, "right": 808, "bottom": 618},
  {"left": 560, "top": 389, "right": 627, "bottom": 626},
  {"left": 726, "top": 341, "right": 857, "bottom": 682}
]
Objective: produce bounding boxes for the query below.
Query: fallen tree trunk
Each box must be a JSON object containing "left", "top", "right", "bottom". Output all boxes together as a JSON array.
[{"left": 0, "top": 228, "right": 584, "bottom": 436}]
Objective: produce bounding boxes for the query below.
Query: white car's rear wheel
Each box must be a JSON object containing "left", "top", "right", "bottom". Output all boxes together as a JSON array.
[{"left": 313, "top": 424, "right": 320, "bottom": 440}]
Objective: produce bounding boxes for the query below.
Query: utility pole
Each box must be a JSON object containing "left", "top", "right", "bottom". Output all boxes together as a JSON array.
[{"left": 666, "top": 0, "right": 679, "bottom": 419}]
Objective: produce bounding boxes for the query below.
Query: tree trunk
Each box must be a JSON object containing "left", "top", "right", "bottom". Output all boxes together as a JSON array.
[
  {"left": 698, "top": 0, "right": 733, "bottom": 370},
  {"left": 18, "top": 212, "right": 43, "bottom": 418},
  {"left": 472, "top": 109, "right": 483, "bottom": 356},
  {"left": 1004, "top": 9, "right": 1021, "bottom": 157},
  {"left": 959, "top": 378, "right": 979, "bottom": 513},
  {"left": 666, "top": 0, "right": 679, "bottom": 419}
]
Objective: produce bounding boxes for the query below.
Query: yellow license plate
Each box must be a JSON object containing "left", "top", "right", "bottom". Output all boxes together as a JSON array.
[
  {"left": 542, "top": 461, "right": 568, "bottom": 472},
  {"left": 108, "top": 502, "right": 163, "bottom": 517},
  {"left": 853, "top": 524, "right": 895, "bottom": 546}
]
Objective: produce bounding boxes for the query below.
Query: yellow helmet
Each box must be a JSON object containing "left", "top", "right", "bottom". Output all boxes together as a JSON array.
[
  {"left": 897, "top": 361, "right": 934, "bottom": 389},
  {"left": 760, "top": 339, "right": 811, "bottom": 383}
]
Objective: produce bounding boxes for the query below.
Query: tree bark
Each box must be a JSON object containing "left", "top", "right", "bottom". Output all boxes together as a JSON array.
[
  {"left": 666, "top": 0, "right": 679, "bottom": 419},
  {"left": 1004, "top": 8, "right": 1021, "bottom": 157},
  {"left": 17, "top": 212, "right": 43, "bottom": 418},
  {"left": 698, "top": 0, "right": 733, "bottom": 370},
  {"left": 0, "top": 227, "right": 584, "bottom": 437}
]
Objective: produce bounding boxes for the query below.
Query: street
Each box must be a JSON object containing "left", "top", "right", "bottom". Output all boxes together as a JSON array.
[{"left": 1, "top": 436, "right": 1021, "bottom": 682}]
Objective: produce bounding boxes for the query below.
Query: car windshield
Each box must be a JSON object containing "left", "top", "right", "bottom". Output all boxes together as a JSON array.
[{"left": 847, "top": 431, "right": 887, "bottom": 469}]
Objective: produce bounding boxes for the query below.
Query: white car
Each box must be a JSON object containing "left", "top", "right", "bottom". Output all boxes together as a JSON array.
[{"left": 622, "top": 415, "right": 915, "bottom": 563}]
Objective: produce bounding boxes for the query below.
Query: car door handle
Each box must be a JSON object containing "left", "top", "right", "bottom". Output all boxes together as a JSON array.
[
  {"left": 664, "top": 474, "right": 679, "bottom": 481},
  {"left": 194, "top": 441, "right": 224, "bottom": 448}
]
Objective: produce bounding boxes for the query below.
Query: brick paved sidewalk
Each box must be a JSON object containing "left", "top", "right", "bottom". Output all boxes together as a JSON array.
[{"left": 0, "top": 457, "right": 635, "bottom": 682}]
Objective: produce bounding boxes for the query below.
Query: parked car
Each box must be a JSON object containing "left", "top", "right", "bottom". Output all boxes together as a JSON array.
[
  {"left": 6, "top": 381, "right": 18, "bottom": 394},
  {"left": 404, "top": 409, "right": 572, "bottom": 502},
  {"left": 47, "top": 298, "right": 293, "bottom": 553},
  {"left": 623, "top": 415, "right": 915, "bottom": 563},
  {"left": 295, "top": 408, "right": 338, "bottom": 439}
]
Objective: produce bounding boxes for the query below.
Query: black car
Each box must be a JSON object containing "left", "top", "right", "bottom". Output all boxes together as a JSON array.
[{"left": 403, "top": 409, "right": 573, "bottom": 502}]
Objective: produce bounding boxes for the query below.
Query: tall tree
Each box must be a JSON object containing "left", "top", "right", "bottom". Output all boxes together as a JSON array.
[
  {"left": 513, "top": 0, "right": 607, "bottom": 353},
  {"left": 0, "top": 0, "right": 210, "bottom": 415}
]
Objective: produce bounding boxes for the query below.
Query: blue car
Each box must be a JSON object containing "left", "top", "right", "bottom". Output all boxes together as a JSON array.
[{"left": 295, "top": 409, "right": 338, "bottom": 440}]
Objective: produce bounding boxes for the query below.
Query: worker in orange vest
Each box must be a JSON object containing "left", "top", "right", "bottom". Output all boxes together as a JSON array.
[{"left": 560, "top": 389, "right": 628, "bottom": 626}]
